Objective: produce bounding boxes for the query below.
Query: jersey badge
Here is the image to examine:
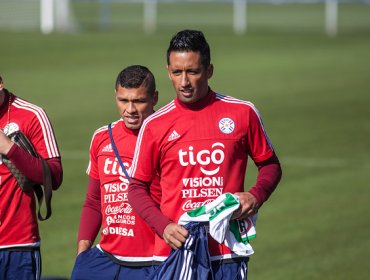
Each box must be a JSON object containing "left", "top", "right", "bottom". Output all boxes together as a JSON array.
[
  {"left": 4, "top": 122, "right": 19, "bottom": 135},
  {"left": 218, "top": 118, "right": 235, "bottom": 134},
  {"left": 102, "top": 143, "right": 113, "bottom": 153},
  {"left": 168, "top": 130, "right": 181, "bottom": 141}
]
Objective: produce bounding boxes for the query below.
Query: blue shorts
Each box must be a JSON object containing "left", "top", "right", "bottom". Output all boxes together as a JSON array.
[
  {"left": 150, "top": 222, "right": 249, "bottom": 280},
  {"left": 70, "top": 247, "right": 155, "bottom": 280},
  {"left": 0, "top": 248, "right": 41, "bottom": 280},
  {"left": 151, "top": 258, "right": 249, "bottom": 280},
  {"left": 211, "top": 258, "right": 249, "bottom": 280}
]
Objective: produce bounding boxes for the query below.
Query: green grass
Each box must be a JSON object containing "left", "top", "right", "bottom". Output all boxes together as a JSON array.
[
  {"left": 0, "top": 3, "right": 370, "bottom": 280},
  {"left": 70, "top": 2, "right": 370, "bottom": 35}
]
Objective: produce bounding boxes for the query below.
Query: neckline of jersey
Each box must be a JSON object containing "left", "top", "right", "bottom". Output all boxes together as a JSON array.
[{"left": 175, "top": 89, "right": 215, "bottom": 111}]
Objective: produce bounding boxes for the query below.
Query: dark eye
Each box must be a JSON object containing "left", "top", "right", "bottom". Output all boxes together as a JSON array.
[{"left": 189, "top": 68, "right": 201, "bottom": 75}]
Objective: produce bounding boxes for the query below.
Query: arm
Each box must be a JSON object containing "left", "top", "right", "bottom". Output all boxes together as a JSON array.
[
  {"left": 0, "top": 131, "right": 63, "bottom": 189},
  {"left": 77, "top": 177, "right": 102, "bottom": 255},
  {"left": 128, "top": 178, "right": 188, "bottom": 249},
  {"left": 248, "top": 154, "right": 282, "bottom": 205},
  {"left": 232, "top": 154, "right": 282, "bottom": 220},
  {"left": 232, "top": 104, "right": 282, "bottom": 219},
  {"left": 6, "top": 144, "right": 63, "bottom": 189}
]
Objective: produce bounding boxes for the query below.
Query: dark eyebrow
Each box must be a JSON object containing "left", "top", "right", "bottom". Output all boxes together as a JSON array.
[{"left": 117, "top": 96, "right": 148, "bottom": 102}]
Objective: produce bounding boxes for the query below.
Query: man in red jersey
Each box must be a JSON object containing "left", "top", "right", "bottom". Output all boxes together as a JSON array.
[
  {"left": 128, "top": 30, "right": 282, "bottom": 279},
  {"left": 71, "top": 65, "right": 160, "bottom": 280},
  {"left": 0, "top": 75, "right": 63, "bottom": 280}
]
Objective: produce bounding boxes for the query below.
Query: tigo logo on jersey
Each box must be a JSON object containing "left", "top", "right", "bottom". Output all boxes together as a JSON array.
[
  {"left": 218, "top": 118, "right": 235, "bottom": 134},
  {"left": 178, "top": 142, "right": 225, "bottom": 176}
]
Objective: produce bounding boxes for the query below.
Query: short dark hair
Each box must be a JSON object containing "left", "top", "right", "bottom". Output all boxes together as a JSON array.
[
  {"left": 166, "top": 29, "right": 211, "bottom": 67},
  {"left": 0, "top": 76, "right": 2, "bottom": 83},
  {"left": 115, "top": 65, "right": 156, "bottom": 95}
]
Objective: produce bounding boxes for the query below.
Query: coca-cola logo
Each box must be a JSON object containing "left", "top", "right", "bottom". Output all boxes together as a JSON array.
[
  {"left": 182, "top": 199, "right": 214, "bottom": 211},
  {"left": 178, "top": 142, "right": 225, "bottom": 176},
  {"left": 105, "top": 203, "right": 132, "bottom": 215}
]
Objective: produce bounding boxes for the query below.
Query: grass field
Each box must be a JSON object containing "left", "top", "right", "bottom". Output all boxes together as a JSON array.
[
  {"left": 1, "top": 2, "right": 370, "bottom": 280},
  {"left": 71, "top": 2, "right": 370, "bottom": 34}
]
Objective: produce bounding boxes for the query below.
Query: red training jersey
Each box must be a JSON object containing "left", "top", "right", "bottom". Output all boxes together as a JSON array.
[
  {"left": 0, "top": 92, "right": 60, "bottom": 248},
  {"left": 131, "top": 91, "right": 275, "bottom": 261},
  {"left": 87, "top": 119, "right": 161, "bottom": 262}
]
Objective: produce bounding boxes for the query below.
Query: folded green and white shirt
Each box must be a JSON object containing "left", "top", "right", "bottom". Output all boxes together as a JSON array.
[{"left": 178, "top": 193, "right": 257, "bottom": 256}]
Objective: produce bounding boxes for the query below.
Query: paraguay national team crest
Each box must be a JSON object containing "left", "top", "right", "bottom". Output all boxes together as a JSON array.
[
  {"left": 3, "top": 122, "right": 19, "bottom": 136},
  {"left": 218, "top": 118, "right": 235, "bottom": 134}
]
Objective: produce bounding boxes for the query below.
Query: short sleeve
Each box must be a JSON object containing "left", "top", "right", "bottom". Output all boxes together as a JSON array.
[
  {"left": 130, "top": 123, "right": 160, "bottom": 183},
  {"left": 246, "top": 105, "right": 274, "bottom": 163},
  {"left": 26, "top": 108, "right": 60, "bottom": 159},
  {"left": 86, "top": 131, "right": 100, "bottom": 180}
]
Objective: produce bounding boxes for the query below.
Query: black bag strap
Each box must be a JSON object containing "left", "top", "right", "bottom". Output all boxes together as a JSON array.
[
  {"left": 35, "top": 159, "right": 53, "bottom": 221},
  {"left": 5, "top": 93, "right": 53, "bottom": 221},
  {"left": 8, "top": 131, "right": 53, "bottom": 221},
  {"left": 107, "top": 123, "right": 130, "bottom": 181}
]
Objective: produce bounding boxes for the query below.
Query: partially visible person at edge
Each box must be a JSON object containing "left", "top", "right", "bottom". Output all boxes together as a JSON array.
[
  {"left": 0, "top": 75, "right": 63, "bottom": 280},
  {"left": 128, "top": 30, "right": 282, "bottom": 279},
  {"left": 70, "top": 65, "right": 161, "bottom": 280}
]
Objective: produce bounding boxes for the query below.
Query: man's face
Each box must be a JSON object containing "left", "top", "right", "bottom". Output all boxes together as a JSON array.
[
  {"left": 167, "top": 51, "right": 213, "bottom": 104},
  {"left": 115, "top": 85, "right": 158, "bottom": 130}
]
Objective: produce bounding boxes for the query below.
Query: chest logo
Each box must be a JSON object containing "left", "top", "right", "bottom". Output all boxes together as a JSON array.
[
  {"left": 102, "top": 144, "right": 113, "bottom": 153},
  {"left": 178, "top": 142, "right": 225, "bottom": 176},
  {"left": 4, "top": 122, "right": 19, "bottom": 135},
  {"left": 218, "top": 118, "right": 235, "bottom": 134},
  {"left": 168, "top": 130, "right": 181, "bottom": 141}
]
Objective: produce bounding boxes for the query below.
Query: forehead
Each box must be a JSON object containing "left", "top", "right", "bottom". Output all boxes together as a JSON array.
[
  {"left": 168, "top": 51, "right": 202, "bottom": 68},
  {"left": 116, "top": 85, "right": 151, "bottom": 99}
]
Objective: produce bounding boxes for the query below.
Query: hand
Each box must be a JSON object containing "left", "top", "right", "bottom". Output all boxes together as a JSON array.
[
  {"left": 163, "top": 223, "right": 189, "bottom": 250},
  {"left": 77, "top": 240, "right": 92, "bottom": 256},
  {"left": 231, "top": 192, "right": 259, "bottom": 220},
  {"left": 0, "top": 129, "right": 14, "bottom": 155}
]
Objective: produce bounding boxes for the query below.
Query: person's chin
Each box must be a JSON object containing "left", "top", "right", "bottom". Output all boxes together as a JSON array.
[
  {"left": 124, "top": 121, "right": 140, "bottom": 130},
  {"left": 179, "top": 93, "right": 196, "bottom": 103}
]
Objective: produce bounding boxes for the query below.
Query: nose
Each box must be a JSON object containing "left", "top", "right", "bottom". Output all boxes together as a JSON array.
[
  {"left": 181, "top": 73, "right": 190, "bottom": 87},
  {"left": 126, "top": 102, "right": 137, "bottom": 113}
]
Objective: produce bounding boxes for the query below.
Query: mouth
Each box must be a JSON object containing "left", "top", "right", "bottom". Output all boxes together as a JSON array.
[
  {"left": 124, "top": 115, "right": 139, "bottom": 124},
  {"left": 180, "top": 88, "right": 193, "bottom": 98}
]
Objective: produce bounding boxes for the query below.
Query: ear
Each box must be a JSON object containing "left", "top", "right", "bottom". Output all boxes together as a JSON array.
[
  {"left": 152, "top": 90, "right": 159, "bottom": 106},
  {"left": 166, "top": 65, "right": 172, "bottom": 80},
  {"left": 207, "top": 64, "right": 214, "bottom": 79}
]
